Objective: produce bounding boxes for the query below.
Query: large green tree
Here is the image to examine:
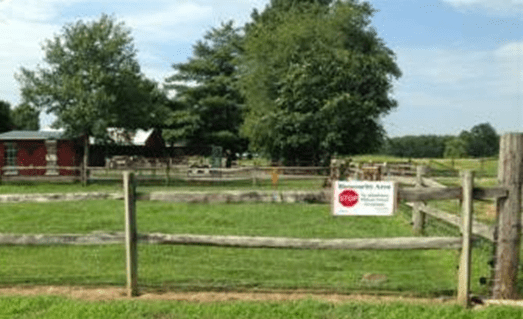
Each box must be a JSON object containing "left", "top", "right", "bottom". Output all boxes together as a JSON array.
[
  {"left": 16, "top": 14, "right": 166, "bottom": 172},
  {"left": 465, "top": 123, "right": 499, "bottom": 158},
  {"left": 163, "top": 21, "right": 248, "bottom": 159},
  {"left": 240, "top": 0, "right": 401, "bottom": 166}
]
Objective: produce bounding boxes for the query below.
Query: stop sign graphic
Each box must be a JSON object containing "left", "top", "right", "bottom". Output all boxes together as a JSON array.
[{"left": 339, "top": 189, "right": 359, "bottom": 207}]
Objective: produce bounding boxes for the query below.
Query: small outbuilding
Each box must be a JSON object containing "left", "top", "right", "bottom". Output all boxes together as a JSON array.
[{"left": 0, "top": 130, "right": 83, "bottom": 181}]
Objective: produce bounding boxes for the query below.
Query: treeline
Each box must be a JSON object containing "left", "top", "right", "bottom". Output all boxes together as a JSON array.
[
  {"left": 381, "top": 123, "right": 499, "bottom": 158},
  {"left": 0, "top": 100, "right": 39, "bottom": 132}
]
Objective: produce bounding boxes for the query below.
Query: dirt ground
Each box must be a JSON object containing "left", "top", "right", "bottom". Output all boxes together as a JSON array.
[
  {"left": 3, "top": 286, "right": 523, "bottom": 308},
  {"left": 0, "top": 285, "right": 456, "bottom": 304}
]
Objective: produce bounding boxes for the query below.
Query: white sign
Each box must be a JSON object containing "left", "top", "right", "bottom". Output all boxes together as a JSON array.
[{"left": 332, "top": 181, "right": 397, "bottom": 216}]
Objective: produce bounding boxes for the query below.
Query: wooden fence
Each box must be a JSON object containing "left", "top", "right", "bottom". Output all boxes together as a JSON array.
[
  {"left": 0, "top": 169, "right": 508, "bottom": 307},
  {"left": 0, "top": 165, "right": 330, "bottom": 185}
]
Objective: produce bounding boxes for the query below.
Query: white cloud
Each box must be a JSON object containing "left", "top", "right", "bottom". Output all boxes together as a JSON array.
[
  {"left": 384, "top": 41, "right": 523, "bottom": 136},
  {"left": 396, "top": 41, "right": 523, "bottom": 97},
  {"left": 442, "top": 0, "right": 523, "bottom": 13},
  {"left": 125, "top": 2, "right": 213, "bottom": 42}
]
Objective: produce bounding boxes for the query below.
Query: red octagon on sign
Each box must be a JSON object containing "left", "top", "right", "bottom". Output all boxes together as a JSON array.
[{"left": 339, "top": 189, "right": 359, "bottom": 207}]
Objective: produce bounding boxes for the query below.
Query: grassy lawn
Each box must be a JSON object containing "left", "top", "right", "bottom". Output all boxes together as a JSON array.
[
  {"left": 2, "top": 295, "right": 523, "bottom": 319},
  {"left": 0, "top": 200, "right": 494, "bottom": 296}
]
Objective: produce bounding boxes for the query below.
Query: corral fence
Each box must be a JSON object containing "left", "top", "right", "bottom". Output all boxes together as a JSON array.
[
  {"left": 0, "top": 164, "right": 330, "bottom": 186},
  {"left": 1, "top": 159, "right": 516, "bottom": 308}
]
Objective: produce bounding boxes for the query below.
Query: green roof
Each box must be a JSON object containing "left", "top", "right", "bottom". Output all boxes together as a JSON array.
[{"left": 0, "top": 130, "right": 65, "bottom": 140}]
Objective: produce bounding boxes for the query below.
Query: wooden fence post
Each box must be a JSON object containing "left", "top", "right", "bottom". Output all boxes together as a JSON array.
[
  {"left": 252, "top": 167, "right": 257, "bottom": 187},
  {"left": 458, "top": 170, "right": 473, "bottom": 308},
  {"left": 493, "top": 133, "right": 523, "bottom": 299},
  {"left": 412, "top": 166, "right": 426, "bottom": 235},
  {"left": 124, "top": 171, "right": 138, "bottom": 297}
]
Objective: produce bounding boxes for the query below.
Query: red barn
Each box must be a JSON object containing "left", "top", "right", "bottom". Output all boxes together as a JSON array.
[{"left": 0, "top": 130, "right": 83, "bottom": 181}]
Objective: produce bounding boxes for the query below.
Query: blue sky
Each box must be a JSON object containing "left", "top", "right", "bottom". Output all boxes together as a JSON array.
[{"left": 0, "top": 0, "right": 521, "bottom": 137}]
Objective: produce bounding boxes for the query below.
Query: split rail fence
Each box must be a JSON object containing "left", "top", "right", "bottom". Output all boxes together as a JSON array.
[
  {"left": 0, "top": 169, "right": 510, "bottom": 308},
  {"left": 0, "top": 165, "right": 330, "bottom": 186}
]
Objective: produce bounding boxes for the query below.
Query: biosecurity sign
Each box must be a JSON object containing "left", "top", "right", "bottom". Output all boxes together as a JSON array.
[{"left": 333, "top": 181, "right": 396, "bottom": 216}]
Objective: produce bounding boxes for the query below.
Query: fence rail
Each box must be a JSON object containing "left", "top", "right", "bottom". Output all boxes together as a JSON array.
[{"left": 0, "top": 233, "right": 464, "bottom": 250}]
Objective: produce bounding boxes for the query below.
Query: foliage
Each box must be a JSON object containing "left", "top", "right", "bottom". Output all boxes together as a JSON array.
[
  {"left": 381, "top": 123, "right": 500, "bottom": 159},
  {"left": 461, "top": 123, "right": 499, "bottom": 158},
  {"left": 16, "top": 14, "right": 167, "bottom": 140},
  {"left": 443, "top": 137, "right": 468, "bottom": 159},
  {"left": 10, "top": 103, "right": 40, "bottom": 130},
  {"left": 163, "top": 21, "right": 248, "bottom": 156},
  {"left": 0, "top": 100, "right": 12, "bottom": 133},
  {"left": 240, "top": 0, "right": 401, "bottom": 166}
]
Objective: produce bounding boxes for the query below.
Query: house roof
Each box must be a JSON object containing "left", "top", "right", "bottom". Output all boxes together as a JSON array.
[
  {"left": 0, "top": 130, "right": 65, "bottom": 140},
  {"left": 89, "top": 128, "right": 155, "bottom": 146}
]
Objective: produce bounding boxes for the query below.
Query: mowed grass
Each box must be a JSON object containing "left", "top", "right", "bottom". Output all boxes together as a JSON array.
[
  {"left": 0, "top": 200, "right": 493, "bottom": 296},
  {"left": 2, "top": 296, "right": 523, "bottom": 319}
]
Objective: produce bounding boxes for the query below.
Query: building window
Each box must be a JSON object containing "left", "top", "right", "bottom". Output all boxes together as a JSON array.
[{"left": 4, "top": 142, "right": 18, "bottom": 175}]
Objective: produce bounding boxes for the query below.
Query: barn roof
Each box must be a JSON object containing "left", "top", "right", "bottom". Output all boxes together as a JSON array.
[
  {"left": 89, "top": 128, "right": 155, "bottom": 146},
  {"left": 0, "top": 130, "right": 65, "bottom": 140}
]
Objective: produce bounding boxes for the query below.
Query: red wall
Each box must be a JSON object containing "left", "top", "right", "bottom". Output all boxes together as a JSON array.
[
  {"left": 145, "top": 130, "right": 165, "bottom": 149},
  {"left": 57, "top": 140, "right": 81, "bottom": 176},
  {"left": 16, "top": 140, "right": 47, "bottom": 175}
]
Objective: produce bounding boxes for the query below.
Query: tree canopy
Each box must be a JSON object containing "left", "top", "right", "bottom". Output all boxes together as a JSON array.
[
  {"left": 163, "top": 21, "right": 248, "bottom": 155},
  {"left": 464, "top": 123, "right": 499, "bottom": 157},
  {"left": 16, "top": 13, "right": 166, "bottom": 140},
  {"left": 10, "top": 103, "right": 40, "bottom": 130},
  {"left": 239, "top": 0, "right": 401, "bottom": 165}
]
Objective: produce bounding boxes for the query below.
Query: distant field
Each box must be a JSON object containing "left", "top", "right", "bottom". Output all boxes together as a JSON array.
[
  {"left": 2, "top": 295, "right": 522, "bottom": 319},
  {"left": 350, "top": 155, "right": 498, "bottom": 177}
]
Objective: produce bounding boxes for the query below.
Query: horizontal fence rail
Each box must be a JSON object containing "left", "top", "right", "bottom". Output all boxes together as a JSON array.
[
  {"left": 0, "top": 233, "right": 464, "bottom": 250},
  {"left": 0, "top": 186, "right": 508, "bottom": 204},
  {"left": 406, "top": 202, "right": 495, "bottom": 242}
]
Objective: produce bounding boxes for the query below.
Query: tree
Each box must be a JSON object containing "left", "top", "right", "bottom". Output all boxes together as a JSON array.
[
  {"left": 10, "top": 103, "right": 40, "bottom": 130},
  {"left": 466, "top": 123, "right": 499, "bottom": 157},
  {"left": 0, "top": 100, "right": 12, "bottom": 133},
  {"left": 444, "top": 137, "right": 468, "bottom": 159},
  {"left": 16, "top": 14, "right": 166, "bottom": 182},
  {"left": 240, "top": 0, "right": 401, "bottom": 166},
  {"left": 163, "top": 21, "right": 248, "bottom": 159}
]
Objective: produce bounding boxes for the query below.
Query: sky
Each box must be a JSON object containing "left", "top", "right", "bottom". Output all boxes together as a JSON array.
[{"left": 0, "top": 0, "right": 521, "bottom": 137}]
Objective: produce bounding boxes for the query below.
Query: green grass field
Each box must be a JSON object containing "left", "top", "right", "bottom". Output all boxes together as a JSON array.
[
  {"left": 1, "top": 295, "right": 522, "bottom": 319},
  {"left": 0, "top": 199, "right": 493, "bottom": 296}
]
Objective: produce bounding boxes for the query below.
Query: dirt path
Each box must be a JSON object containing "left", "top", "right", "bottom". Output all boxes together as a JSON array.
[{"left": 0, "top": 285, "right": 459, "bottom": 304}]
